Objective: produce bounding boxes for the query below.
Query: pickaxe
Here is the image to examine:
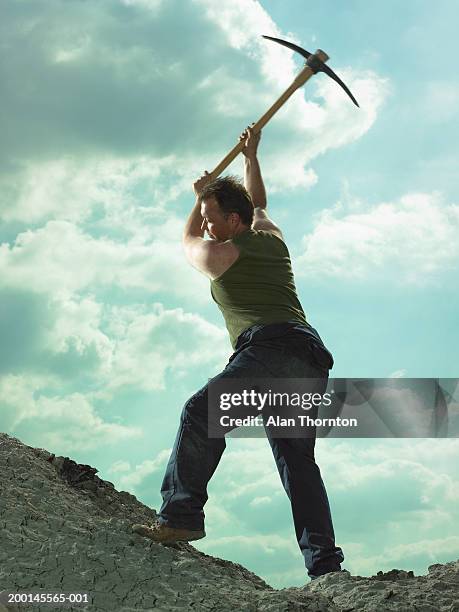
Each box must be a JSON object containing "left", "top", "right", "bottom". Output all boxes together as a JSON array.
[{"left": 208, "top": 35, "right": 359, "bottom": 180}]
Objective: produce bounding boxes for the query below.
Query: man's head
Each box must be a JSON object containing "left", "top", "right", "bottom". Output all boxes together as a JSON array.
[{"left": 199, "top": 175, "right": 254, "bottom": 242}]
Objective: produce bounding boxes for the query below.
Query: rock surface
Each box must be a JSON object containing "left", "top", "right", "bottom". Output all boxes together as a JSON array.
[{"left": 0, "top": 432, "right": 457, "bottom": 611}]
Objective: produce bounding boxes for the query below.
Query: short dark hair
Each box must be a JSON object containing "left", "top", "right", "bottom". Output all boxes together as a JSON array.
[{"left": 199, "top": 175, "right": 254, "bottom": 226}]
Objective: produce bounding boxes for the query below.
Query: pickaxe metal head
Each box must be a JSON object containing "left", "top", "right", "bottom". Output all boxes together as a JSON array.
[{"left": 262, "top": 35, "right": 359, "bottom": 108}]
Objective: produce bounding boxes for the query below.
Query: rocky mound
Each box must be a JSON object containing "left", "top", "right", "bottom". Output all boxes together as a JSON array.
[{"left": 0, "top": 432, "right": 457, "bottom": 611}]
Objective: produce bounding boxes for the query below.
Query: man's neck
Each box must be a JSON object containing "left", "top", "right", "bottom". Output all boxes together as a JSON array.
[{"left": 230, "top": 224, "right": 250, "bottom": 239}]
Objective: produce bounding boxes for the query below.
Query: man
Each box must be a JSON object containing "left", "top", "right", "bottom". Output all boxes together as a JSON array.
[{"left": 132, "top": 125, "right": 345, "bottom": 581}]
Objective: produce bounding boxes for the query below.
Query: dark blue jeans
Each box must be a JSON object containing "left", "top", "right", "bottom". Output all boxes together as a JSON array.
[{"left": 158, "top": 321, "right": 344, "bottom": 579}]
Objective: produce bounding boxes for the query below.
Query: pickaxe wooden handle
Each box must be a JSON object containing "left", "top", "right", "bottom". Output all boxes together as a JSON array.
[{"left": 208, "top": 49, "right": 329, "bottom": 181}]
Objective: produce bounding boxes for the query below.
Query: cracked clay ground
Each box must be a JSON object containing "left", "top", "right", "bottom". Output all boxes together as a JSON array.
[{"left": 0, "top": 433, "right": 458, "bottom": 611}]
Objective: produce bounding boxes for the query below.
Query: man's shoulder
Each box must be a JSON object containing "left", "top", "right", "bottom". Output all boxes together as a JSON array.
[
  {"left": 232, "top": 227, "right": 284, "bottom": 242},
  {"left": 242, "top": 228, "right": 286, "bottom": 247},
  {"left": 252, "top": 208, "right": 284, "bottom": 240},
  {"left": 183, "top": 237, "right": 239, "bottom": 280},
  {"left": 253, "top": 228, "right": 285, "bottom": 241},
  {"left": 208, "top": 238, "right": 240, "bottom": 257},
  {"left": 202, "top": 239, "right": 240, "bottom": 279}
]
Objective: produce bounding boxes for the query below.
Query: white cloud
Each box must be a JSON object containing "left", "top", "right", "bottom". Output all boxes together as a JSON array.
[
  {"left": 0, "top": 287, "right": 228, "bottom": 397},
  {"left": 43, "top": 294, "right": 113, "bottom": 377},
  {"left": 215, "top": 444, "right": 281, "bottom": 500},
  {"left": 194, "top": 0, "right": 293, "bottom": 86},
  {"left": 249, "top": 496, "right": 273, "bottom": 507},
  {"left": 108, "top": 460, "right": 131, "bottom": 474},
  {"left": 295, "top": 191, "right": 459, "bottom": 284},
  {"left": 0, "top": 296, "right": 230, "bottom": 450},
  {"left": 350, "top": 536, "right": 459, "bottom": 576},
  {"left": 0, "top": 217, "right": 209, "bottom": 303},
  {"left": 315, "top": 441, "right": 459, "bottom": 511},
  {"left": 200, "top": 502, "right": 235, "bottom": 530},
  {"left": 53, "top": 34, "right": 91, "bottom": 64},
  {"left": 1, "top": 0, "right": 389, "bottom": 226},
  {"left": 121, "top": 0, "right": 163, "bottom": 11},
  {"left": 351, "top": 439, "right": 459, "bottom": 476},
  {"left": 0, "top": 374, "right": 141, "bottom": 452},
  {"left": 0, "top": 154, "right": 194, "bottom": 225},
  {"left": 39, "top": 298, "right": 228, "bottom": 394},
  {"left": 386, "top": 536, "right": 459, "bottom": 562},
  {"left": 302, "top": 67, "right": 389, "bottom": 147},
  {"left": 265, "top": 163, "right": 318, "bottom": 194},
  {"left": 115, "top": 449, "right": 171, "bottom": 490},
  {"left": 390, "top": 369, "right": 407, "bottom": 378},
  {"left": 203, "top": 533, "right": 297, "bottom": 556},
  {"left": 98, "top": 303, "right": 229, "bottom": 394}
]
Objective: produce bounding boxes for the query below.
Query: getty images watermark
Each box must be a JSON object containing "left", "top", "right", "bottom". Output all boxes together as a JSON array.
[{"left": 207, "top": 378, "right": 459, "bottom": 438}]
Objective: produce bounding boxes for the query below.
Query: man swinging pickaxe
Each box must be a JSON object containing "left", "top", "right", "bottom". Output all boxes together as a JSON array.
[
  {"left": 133, "top": 37, "right": 357, "bottom": 583},
  {"left": 178, "top": 36, "right": 359, "bottom": 277}
]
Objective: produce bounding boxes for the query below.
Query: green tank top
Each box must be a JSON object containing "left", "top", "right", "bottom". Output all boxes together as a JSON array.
[{"left": 210, "top": 229, "right": 308, "bottom": 348}]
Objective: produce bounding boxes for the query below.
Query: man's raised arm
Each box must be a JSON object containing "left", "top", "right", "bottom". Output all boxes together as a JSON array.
[{"left": 240, "top": 125, "right": 283, "bottom": 238}]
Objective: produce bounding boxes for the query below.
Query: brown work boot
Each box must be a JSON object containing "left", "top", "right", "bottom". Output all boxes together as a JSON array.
[{"left": 131, "top": 520, "right": 206, "bottom": 543}]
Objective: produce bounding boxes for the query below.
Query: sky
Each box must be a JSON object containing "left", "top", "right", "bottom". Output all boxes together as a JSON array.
[{"left": 1, "top": 0, "right": 458, "bottom": 590}]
